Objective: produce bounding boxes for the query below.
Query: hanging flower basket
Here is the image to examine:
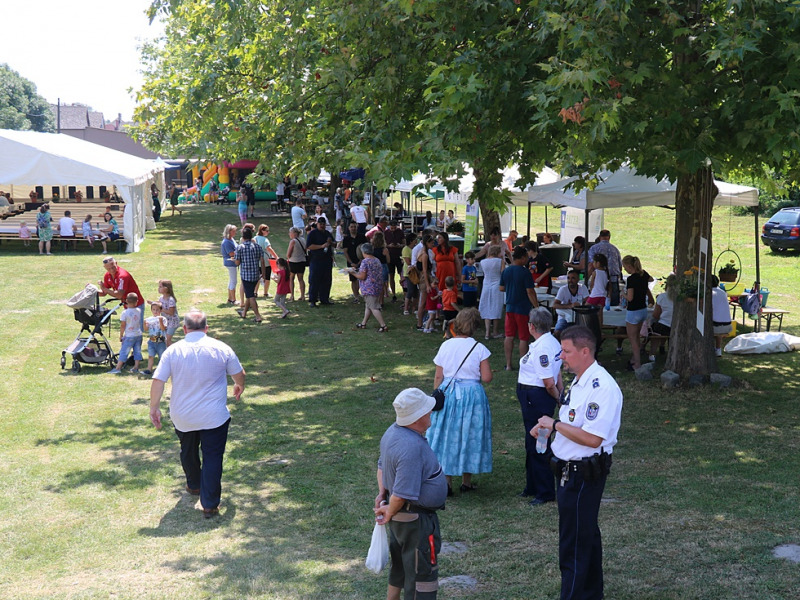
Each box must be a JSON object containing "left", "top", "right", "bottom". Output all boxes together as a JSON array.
[{"left": 718, "top": 259, "right": 739, "bottom": 282}]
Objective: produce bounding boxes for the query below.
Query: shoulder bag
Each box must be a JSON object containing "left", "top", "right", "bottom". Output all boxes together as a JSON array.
[{"left": 432, "top": 341, "right": 480, "bottom": 411}]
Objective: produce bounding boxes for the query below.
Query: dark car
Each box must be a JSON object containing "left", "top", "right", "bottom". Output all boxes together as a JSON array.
[{"left": 761, "top": 207, "right": 800, "bottom": 251}]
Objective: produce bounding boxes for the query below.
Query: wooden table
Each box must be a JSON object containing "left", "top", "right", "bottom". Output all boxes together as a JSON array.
[{"left": 729, "top": 300, "right": 788, "bottom": 332}]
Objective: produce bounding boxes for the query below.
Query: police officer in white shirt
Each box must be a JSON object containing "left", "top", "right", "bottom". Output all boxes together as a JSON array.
[
  {"left": 532, "top": 325, "right": 622, "bottom": 600},
  {"left": 516, "top": 307, "right": 563, "bottom": 506}
]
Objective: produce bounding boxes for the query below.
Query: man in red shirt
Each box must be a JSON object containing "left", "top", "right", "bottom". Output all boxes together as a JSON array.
[{"left": 98, "top": 256, "right": 145, "bottom": 324}]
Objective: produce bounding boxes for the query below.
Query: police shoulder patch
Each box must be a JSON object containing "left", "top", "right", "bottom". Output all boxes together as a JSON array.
[
  {"left": 586, "top": 402, "right": 600, "bottom": 420},
  {"left": 539, "top": 354, "right": 549, "bottom": 368},
  {"left": 568, "top": 408, "right": 576, "bottom": 422},
  {"left": 592, "top": 378, "right": 600, "bottom": 389}
]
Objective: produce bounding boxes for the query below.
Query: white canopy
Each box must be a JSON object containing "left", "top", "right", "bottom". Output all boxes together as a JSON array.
[
  {"left": 0, "top": 129, "right": 164, "bottom": 252},
  {"left": 527, "top": 165, "right": 759, "bottom": 210}
]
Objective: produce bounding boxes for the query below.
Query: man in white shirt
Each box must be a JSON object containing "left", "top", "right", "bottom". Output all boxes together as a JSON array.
[
  {"left": 350, "top": 200, "right": 369, "bottom": 236},
  {"left": 291, "top": 198, "right": 307, "bottom": 229},
  {"left": 59, "top": 210, "right": 77, "bottom": 251},
  {"left": 533, "top": 326, "right": 622, "bottom": 600},
  {"left": 149, "top": 310, "right": 245, "bottom": 519},
  {"left": 553, "top": 270, "right": 590, "bottom": 333}
]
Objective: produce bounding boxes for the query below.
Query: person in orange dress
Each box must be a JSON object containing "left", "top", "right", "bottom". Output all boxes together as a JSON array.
[{"left": 433, "top": 232, "right": 461, "bottom": 289}]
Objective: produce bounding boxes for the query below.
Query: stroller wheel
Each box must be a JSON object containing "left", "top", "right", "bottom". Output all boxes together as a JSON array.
[
  {"left": 71, "top": 360, "right": 81, "bottom": 373},
  {"left": 60, "top": 355, "right": 66, "bottom": 370}
]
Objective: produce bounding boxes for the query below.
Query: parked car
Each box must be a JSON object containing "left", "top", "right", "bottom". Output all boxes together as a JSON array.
[{"left": 761, "top": 207, "right": 800, "bottom": 251}]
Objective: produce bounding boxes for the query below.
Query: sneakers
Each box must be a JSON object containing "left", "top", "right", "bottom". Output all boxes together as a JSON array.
[
  {"left": 715, "top": 348, "right": 722, "bottom": 357},
  {"left": 416, "top": 326, "right": 425, "bottom": 332},
  {"left": 615, "top": 347, "right": 623, "bottom": 356},
  {"left": 648, "top": 355, "right": 656, "bottom": 362},
  {"left": 108, "top": 369, "right": 122, "bottom": 375},
  {"left": 129, "top": 368, "right": 140, "bottom": 374},
  {"left": 403, "top": 310, "right": 410, "bottom": 316},
  {"left": 142, "top": 369, "right": 153, "bottom": 375},
  {"left": 424, "top": 328, "right": 433, "bottom": 334}
]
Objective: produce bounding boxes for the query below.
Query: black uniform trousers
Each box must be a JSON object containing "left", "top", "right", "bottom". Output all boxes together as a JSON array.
[
  {"left": 516, "top": 383, "right": 557, "bottom": 501},
  {"left": 557, "top": 465, "right": 607, "bottom": 600},
  {"left": 308, "top": 257, "right": 332, "bottom": 303}
]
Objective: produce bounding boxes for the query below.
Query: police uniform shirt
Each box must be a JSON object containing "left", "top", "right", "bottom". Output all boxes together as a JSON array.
[
  {"left": 518, "top": 332, "right": 562, "bottom": 387},
  {"left": 551, "top": 360, "right": 623, "bottom": 461}
]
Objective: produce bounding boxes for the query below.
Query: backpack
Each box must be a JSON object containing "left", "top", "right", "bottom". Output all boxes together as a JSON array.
[
  {"left": 406, "top": 266, "right": 420, "bottom": 285},
  {"left": 739, "top": 282, "right": 762, "bottom": 315}
]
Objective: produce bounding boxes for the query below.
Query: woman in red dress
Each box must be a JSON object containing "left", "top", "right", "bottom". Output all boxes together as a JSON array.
[{"left": 434, "top": 232, "right": 462, "bottom": 288}]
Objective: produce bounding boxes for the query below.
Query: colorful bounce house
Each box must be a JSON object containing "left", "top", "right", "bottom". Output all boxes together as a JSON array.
[{"left": 179, "top": 160, "right": 277, "bottom": 203}]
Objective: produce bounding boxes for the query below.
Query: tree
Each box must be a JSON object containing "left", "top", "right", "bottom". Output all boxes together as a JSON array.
[
  {"left": 511, "top": 0, "right": 800, "bottom": 379},
  {"left": 137, "top": 1, "right": 800, "bottom": 379},
  {"left": 0, "top": 64, "right": 54, "bottom": 132},
  {"left": 135, "top": 0, "right": 549, "bottom": 232}
]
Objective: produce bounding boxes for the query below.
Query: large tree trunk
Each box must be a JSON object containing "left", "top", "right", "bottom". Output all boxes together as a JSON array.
[
  {"left": 665, "top": 167, "right": 718, "bottom": 379},
  {"left": 472, "top": 167, "right": 502, "bottom": 241}
]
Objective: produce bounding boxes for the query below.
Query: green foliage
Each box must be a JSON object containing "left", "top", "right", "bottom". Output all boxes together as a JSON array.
[{"left": 0, "top": 64, "right": 54, "bottom": 132}]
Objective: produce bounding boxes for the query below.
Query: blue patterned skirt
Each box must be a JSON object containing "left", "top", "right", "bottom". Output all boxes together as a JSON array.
[{"left": 427, "top": 378, "right": 493, "bottom": 476}]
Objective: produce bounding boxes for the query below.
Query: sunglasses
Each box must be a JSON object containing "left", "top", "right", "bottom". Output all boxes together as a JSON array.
[{"left": 103, "top": 258, "right": 114, "bottom": 264}]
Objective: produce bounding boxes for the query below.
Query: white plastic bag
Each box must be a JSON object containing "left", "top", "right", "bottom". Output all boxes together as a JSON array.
[{"left": 365, "top": 522, "right": 389, "bottom": 574}]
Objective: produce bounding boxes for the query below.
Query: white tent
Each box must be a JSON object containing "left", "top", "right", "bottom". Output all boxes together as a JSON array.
[
  {"left": 0, "top": 129, "right": 164, "bottom": 252},
  {"left": 527, "top": 164, "right": 762, "bottom": 279},
  {"left": 527, "top": 165, "right": 759, "bottom": 209}
]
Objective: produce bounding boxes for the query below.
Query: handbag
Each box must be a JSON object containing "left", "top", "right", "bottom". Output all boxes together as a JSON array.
[{"left": 432, "top": 341, "right": 479, "bottom": 411}]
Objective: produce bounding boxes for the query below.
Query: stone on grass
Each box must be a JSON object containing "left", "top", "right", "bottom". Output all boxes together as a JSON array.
[
  {"left": 440, "top": 541, "right": 468, "bottom": 555},
  {"left": 635, "top": 362, "right": 654, "bottom": 381},
  {"left": 439, "top": 575, "right": 478, "bottom": 591},
  {"left": 661, "top": 370, "right": 680, "bottom": 389},
  {"left": 773, "top": 544, "right": 800, "bottom": 563},
  {"left": 710, "top": 373, "right": 732, "bottom": 388},
  {"left": 688, "top": 374, "right": 705, "bottom": 387}
]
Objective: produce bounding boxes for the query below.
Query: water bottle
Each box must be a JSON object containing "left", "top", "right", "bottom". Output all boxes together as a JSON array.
[
  {"left": 536, "top": 428, "right": 550, "bottom": 453},
  {"left": 604, "top": 296, "right": 610, "bottom": 311},
  {"left": 621, "top": 296, "right": 627, "bottom": 309}
]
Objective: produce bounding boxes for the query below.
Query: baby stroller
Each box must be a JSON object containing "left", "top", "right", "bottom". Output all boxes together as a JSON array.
[{"left": 61, "top": 284, "right": 123, "bottom": 373}]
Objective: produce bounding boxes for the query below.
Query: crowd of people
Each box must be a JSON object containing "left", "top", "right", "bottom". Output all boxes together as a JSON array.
[{"left": 80, "top": 198, "right": 740, "bottom": 598}]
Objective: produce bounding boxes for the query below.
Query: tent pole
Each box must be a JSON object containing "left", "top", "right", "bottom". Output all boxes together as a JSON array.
[
  {"left": 583, "top": 209, "right": 590, "bottom": 280},
  {"left": 545, "top": 206, "right": 549, "bottom": 234},
  {"left": 754, "top": 207, "right": 761, "bottom": 284},
  {"left": 527, "top": 202, "right": 531, "bottom": 239}
]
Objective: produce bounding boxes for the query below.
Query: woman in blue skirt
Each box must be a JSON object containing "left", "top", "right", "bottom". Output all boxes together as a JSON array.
[{"left": 428, "top": 308, "right": 493, "bottom": 495}]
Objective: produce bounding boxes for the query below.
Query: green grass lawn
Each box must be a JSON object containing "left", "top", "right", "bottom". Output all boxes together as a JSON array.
[{"left": 0, "top": 203, "right": 798, "bottom": 599}]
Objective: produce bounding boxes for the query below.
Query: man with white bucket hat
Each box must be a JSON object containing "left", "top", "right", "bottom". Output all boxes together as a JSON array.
[{"left": 375, "top": 388, "right": 448, "bottom": 599}]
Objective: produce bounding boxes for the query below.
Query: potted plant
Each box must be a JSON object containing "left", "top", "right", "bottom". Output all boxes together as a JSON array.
[
  {"left": 718, "top": 259, "right": 739, "bottom": 283},
  {"left": 446, "top": 220, "right": 464, "bottom": 234},
  {"left": 74, "top": 190, "right": 83, "bottom": 203}
]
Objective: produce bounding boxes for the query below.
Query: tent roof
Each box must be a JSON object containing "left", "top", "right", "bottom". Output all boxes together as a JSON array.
[
  {"left": 0, "top": 129, "right": 162, "bottom": 187},
  {"left": 527, "top": 166, "right": 759, "bottom": 209}
]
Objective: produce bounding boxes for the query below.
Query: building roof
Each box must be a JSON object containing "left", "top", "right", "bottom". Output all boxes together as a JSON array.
[{"left": 48, "top": 104, "right": 107, "bottom": 130}]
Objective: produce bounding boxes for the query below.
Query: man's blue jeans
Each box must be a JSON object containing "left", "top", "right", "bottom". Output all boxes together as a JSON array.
[{"left": 175, "top": 418, "right": 230, "bottom": 510}]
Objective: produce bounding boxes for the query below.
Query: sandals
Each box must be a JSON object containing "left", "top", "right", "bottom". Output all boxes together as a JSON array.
[
  {"left": 356, "top": 323, "right": 366, "bottom": 329},
  {"left": 377, "top": 326, "right": 389, "bottom": 333},
  {"left": 460, "top": 483, "right": 478, "bottom": 493}
]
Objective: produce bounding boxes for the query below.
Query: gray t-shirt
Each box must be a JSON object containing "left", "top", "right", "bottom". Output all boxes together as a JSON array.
[{"left": 378, "top": 423, "right": 448, "bottom": 509}]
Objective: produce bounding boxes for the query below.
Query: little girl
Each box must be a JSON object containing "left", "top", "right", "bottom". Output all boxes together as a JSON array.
[
  {"left": 157, "top": 280, "right": 180, "bottom": 345},
  {"left": 271, "top": 258, "right": 291, "bottom": 319},
  {"left": 335, "top": 219, "right": 345, "bottom": 247},
  {"left": 587, "top": 254, "right": 609, "bottom": 326},
  {"left": 587, "top": 254, "right": 609, "bottom": 306},
  {"left": 18, "top": 222, "right": 31, "bottom": 246},
  {"left": 423, "top": 278, "right": 441, "bottom": 334},
  {"left": 81, "top": 214, "right": 108, "bottom": 253}
]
